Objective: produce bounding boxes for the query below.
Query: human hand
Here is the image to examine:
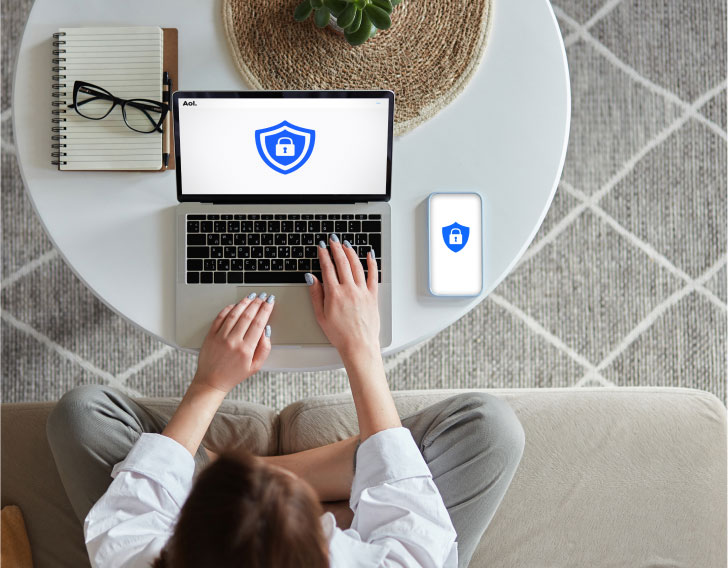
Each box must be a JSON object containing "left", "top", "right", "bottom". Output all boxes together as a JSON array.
[
  {"left": 193, "top": 293, "right": 274, "bottom": 394},
  {"left": 307, "top": 234, "right": 379, "bottom": 358}
]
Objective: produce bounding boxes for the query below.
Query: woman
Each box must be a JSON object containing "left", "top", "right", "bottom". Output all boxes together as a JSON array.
[{"left": 47, "top": 235, "right": 525, "bottom": 568}]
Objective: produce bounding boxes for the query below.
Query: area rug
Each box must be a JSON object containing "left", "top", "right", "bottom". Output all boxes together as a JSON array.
[{"left": 2, "top": 0, "right": 726, "bottom": 408}]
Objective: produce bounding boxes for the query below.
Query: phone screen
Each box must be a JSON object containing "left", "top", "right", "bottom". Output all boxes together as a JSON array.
[{"left": 428, "top": 193, "right": 483, "bottom": 296}]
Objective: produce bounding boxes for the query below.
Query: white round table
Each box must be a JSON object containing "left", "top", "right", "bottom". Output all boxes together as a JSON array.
[{"left": 13, "top": 0, "right": 570, "bottom": 370}]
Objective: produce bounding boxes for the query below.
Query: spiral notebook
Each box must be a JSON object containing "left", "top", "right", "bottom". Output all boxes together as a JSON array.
[{"left": 52, "top": 26, "right": 178, "bottom": 171}]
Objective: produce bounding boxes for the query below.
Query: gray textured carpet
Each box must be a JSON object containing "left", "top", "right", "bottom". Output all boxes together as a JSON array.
[{"left": 2, "top": 0, "right": 726, "bottom": 408}]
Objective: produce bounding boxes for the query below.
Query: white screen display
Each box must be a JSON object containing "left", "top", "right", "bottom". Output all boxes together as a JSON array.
[
  {"left": 177, "top": 96, "right": 390, "bottom": 196},
  {"left": 428, "top": 193, "right": 483, "bottom": 296}
]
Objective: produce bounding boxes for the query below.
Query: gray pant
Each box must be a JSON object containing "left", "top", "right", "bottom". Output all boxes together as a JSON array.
[{"left": 47, "top": 385, "right": 524, "bottom": 567}]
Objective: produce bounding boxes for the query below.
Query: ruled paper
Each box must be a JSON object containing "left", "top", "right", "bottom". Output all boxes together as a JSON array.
[{"left": 59, "top": 27, "right": 162, "bottom": 170}]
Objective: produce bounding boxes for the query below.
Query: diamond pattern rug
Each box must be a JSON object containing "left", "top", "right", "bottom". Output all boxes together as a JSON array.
[{"left": 2, "top": 0, "right": 726, "bottom": 407}]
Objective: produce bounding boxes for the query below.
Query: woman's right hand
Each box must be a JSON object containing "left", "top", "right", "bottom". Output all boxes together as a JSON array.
[{"left": 307, "top": 234, "right": 380, "bottom": 358}]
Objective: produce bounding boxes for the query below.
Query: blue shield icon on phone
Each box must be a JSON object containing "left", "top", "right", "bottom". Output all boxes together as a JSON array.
[
  {"left": 255, "top": 120, "right": 315, "bottom": 175},
  {"left": 442, "top": 222, "right": 469, "bottom": 252}
]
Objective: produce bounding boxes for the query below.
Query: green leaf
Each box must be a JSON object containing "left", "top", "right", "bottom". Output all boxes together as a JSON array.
[
  {"left": 310, "top": 0, "right": 324, "bottom": 8},
  {"left": 390, "top": 0, "right": 401, "bottom": 5},
  {"left": 347, "top": 7, "right": 362, "bottom": 33},
  {"left": 336, "top": 3, "right": 357, "bottom": 28},
  {"left": 365, "top": 4, "right": 391, "bottom": 29},
  {"left": 345, "top": 12, "right": 373, "bottom": 45},
  {"left": 293, "top": 0, "right": 313, "bottom": 21},
  {"left": 314, "top": 6, "right": 331, "bottom": 27},
  {"left": 324, "top": 0, "right": 348, "bottom": 16},
  {"left": 371, "top": 0, "right": 393, "bottom": 13}
]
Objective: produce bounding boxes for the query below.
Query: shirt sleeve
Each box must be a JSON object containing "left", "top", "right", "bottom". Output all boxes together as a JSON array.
[
  {"left": 84, "top": 433, "right": 195, "bottom": 568},
  {"left": 328, "top": 427, "right": 458, "bottom": 568}
]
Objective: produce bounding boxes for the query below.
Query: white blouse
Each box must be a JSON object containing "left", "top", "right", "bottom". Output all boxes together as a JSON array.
[{"left": 84, "top": 427, "right": 458, "bottom": 567}]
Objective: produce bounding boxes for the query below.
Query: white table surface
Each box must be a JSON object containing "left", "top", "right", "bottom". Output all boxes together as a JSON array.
[{"left": 13, "top": 0, "right": 570, "bottom": 370}]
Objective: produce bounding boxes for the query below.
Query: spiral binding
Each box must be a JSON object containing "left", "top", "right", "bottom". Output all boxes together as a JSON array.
[{"left": 51, "top": 32, "right": 68, "bottom": 166}]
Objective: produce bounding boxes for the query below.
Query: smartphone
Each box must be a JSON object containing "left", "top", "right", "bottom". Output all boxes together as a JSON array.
[{"left": 427, "top": 192, "right": 484, "bottom": 297}]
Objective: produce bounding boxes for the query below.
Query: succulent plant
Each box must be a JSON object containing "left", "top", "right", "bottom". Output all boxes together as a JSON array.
[{"left": 294, "top": 0, "right": 401, "bottom": 46}]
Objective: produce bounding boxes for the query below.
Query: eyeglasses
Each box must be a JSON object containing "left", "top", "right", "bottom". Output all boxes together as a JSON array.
[{"left": 67, "top": 80, "right": 168, "bottom": 134}]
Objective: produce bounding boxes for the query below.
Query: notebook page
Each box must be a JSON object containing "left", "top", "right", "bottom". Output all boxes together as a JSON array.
[{"left": 59, "top": 27, "right": 162, "bottom": 170}]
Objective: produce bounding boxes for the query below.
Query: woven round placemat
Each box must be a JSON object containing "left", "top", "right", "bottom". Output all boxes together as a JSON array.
[{"left": 222, "top": 0, "right": 494, "bottom": 135}]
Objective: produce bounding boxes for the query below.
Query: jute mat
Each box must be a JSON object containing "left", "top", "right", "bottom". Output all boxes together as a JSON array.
[{"left": 222, "top": 0, "right": 494, "bottom": 135}]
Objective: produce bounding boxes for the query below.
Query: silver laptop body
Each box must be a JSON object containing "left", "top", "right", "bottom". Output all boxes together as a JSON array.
[{"left": 172, "top": 91, "right": 394, "bottom": 349}]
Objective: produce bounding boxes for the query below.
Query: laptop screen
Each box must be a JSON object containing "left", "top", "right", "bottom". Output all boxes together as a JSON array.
[{"left": 173, "top": 91, "right": 394, "bottom": 203}]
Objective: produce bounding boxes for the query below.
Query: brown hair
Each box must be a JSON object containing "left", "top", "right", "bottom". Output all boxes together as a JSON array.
[{"left": 153, "top": 449, "right": 329, "bottom": 568}]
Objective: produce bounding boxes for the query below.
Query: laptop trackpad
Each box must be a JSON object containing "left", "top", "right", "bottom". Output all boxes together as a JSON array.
[{"left": 237, "top": 286, "right": 330, "bottom": 345}]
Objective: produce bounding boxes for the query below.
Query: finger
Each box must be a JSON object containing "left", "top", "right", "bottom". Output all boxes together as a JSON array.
[
  {"left": 342, "top": 239, "right": 365, "bottom": 286},
  {"left": 210, "top": 304, "right": 235, "bottom": 335},
  {"left": 229, "top": 294, "right": 267, "bottom": 339},
  {"left": 242, "top": 295, "right": 274, "bottom": 344},
  {"left": 306, "top": 272, "right": 325, "bottom": 323},
  {"left": 366, "top": 248, "right": 378, "bottom": 294},
  {"left": 250, "top": 325, "right": 272, "bottom": 373},
  {"left": 219, "top": 293, "right": 257, "bottom": 337},
  {"left": 318, "top": 240, "right": 339, "bottom": 287},
  {"left": 329, "top": 234, "right": 354, "bottom": 285}
]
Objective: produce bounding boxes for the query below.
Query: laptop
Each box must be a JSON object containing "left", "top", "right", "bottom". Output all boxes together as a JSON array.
[{"left": 172, "top": 90, "right": 394, "bottom": 349}]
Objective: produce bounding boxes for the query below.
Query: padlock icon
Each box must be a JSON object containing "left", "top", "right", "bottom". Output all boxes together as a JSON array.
[
  {"left": 449, "top": 228, "right": 462, "bottom": 245},
  {"left": 276, "top": 137, "right": 295, "bottom": 156}
]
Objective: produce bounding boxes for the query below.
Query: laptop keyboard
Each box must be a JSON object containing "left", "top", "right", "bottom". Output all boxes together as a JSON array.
[{"left": 185, "top": 213, "right": 382, "bottom": 285}]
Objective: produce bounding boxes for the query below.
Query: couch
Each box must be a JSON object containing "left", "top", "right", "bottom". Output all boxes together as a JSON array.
[{"left": 2, "top": 387, "right": 726, "bottom": 567}]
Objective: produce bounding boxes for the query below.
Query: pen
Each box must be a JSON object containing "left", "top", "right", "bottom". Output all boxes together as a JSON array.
[{"left": 162, "top": 71, "right": 172, "bottom": 168}]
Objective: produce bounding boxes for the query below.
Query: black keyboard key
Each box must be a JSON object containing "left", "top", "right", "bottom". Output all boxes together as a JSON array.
[
  {"left": 245, "top": 272, "right": 305, "bottom": 284},
  {"left": 355, "top": 214, "right": 367, "bottom": 219},
  {"left": 188, "top": 214, "right": 206, "bottom": 220},
  {"left": 248, "top": 234, "right": 260, "bottom": 245},
  {"left": 329, "top": 214, "right": 340, "bottom": 219},
  {"left": 355, "top": 233, "right": 368, "bottom": 245},
  {"left": 204, "top": 259, "right": 216, "bottom": 271},
  {"left": 267, "top": 221, "right": 280, "bottom": 232},
  {"left": 298, "top": 259, "right": 311, "bottom": 271},
  {"left": 262, "top": 214, "right": 273, "bottom": 220},
  {"left": 261, "top": 234, "right": 274, "bottom": 246},
  {"left": 214, "top": 272, "right": 226, "bottom": 284},
  {"left": 308, "top": 221, "right": 320, "bottom": 232},
  {"left": 234, "top": 214, "right": 246, "bottom": 220},
  {"left": 312, "top": 259, "right": 321, "bottom": 271},
  {"left": 275, "top": 214, "right": 286, "bottom": 220},
  {"left": 271, "top": 259, "right": 284, "bottom": 270},
  {"left": 342, "top": 214, "right": 354, "bottom": 219},
  {"left": 200, "top": 221, "right": 213, "bottom": 233},
  {"left": 231, "top": 259, "right": 244, "bottom": 271},
  {"left": 187, "top": 272, "right": 200, "bottom": 284},
  {"left": 187, "top": 259, "right": 203, "bottom": 271},
  {"left": 221, "top": 234, "right": 234, "bottom": 246},
  {"left": 234, "top": 234, "right": 246, "bottom": 245},
  {"left": 343, "top": 233, "right": 354, "bottom": 243},
  {"left": 305, "top": 246, "right": 318, "bottom": 258},
  {"left": 187, "top": 246, "right": 209, "bottom": 258},
  {"left": 214, "top": 221, "right": 226, "bottom": 232},
  {"left": 224, "top": 246, "right": 236, "bottom": 258},
  {"left": 228, "top": 221, "right": 240, "bottom": 232},
  {"left": 278, "top": 246, "right": 290, "bottom": 258},
  {"left": 302, "top": 233, "right": 314, "bottom": 245},
  {"left": 254, "top": 221, "right": 267, "bottom": 232},
  {"left": 237, "top": 246, "right": 250, "bottom": 258},
  {"left": 187, "top": 234, "right": 205, "bottom": 245},
  {"left": 302, "top": 214, "right": 313, "bottom": 220},
  {"left": 258, "top": 259, "right": 270, "bottom": 271},
  {"left": 321, "top": 220, "right": 334, "bottom": 232},
  {"left": 294, "top": 221, "right": 307, "bottom": 232},
  {"left": 210, "top": 247, "right": 224, "bottom": 258},
  {"left": 281, "top": 221, "right": 294, "bottom": 232},
  {"left": 251, "top": 247, "right": 264, "bottom": 258},
  {"left": 315, "top": 233, "right": 327, "bottom": 244},
  {"left": 244, "top": 259, "right": 257, "bottom": 270},
  {"left": 228, "top": 272, "right": 243, "bottom": 284},
  {"left": 288, "top": 214, "right": 300, "bottom": 220},
  {"left": 201, "top": 271, "right": 213, "bottom": 283},
  {"left": 264, "top": 246, "right": 277, "bottom": 258},
  {"left": 207, "top": 234, "right": 220, "bottom": 245},
  {"left": 221, "top": 214, "right": 233, "bottom": 220},
  {"left": 362, "top": 220, "right": 382, "bottom": 232},
  {"left": 357, "top": 246, "right": 369, "bottom": 258},
  {"left": 287, "top": 233, "right": 301, "bottom": 245},
  {"left": 207, "top": 214, "right": 219, "bottom": 220},
  {"left": 248, "top": 214, "right": 260, "bottom": 220},
  {"left": 348, "top": 220, "right": 361, "bottom": 232},
  {"left": 369, "top": 234, "right": 381, "bottom": 254},
  {"left": 241, "top": 221, "right": 254, "bottom": 232},
  {"left": 334, "top": 221, "right": 347, "bottom": 232},
  {"left": 292, "top": 246, "right": 304, "bottom": 258},
  {"left": 275, "top": 234, "right": 287, "bottom": 245},
  {"left": 369, "top": 214, "right": 381, "bottom": 219},
  {"left": 187, "top": 221, "right": 200, "bottom": 233},
  {"left": 315, "top": 214, "right": 327, "bottom": 220},
  {"left": 284, "top": 259, "right": 298, "bottom": 271},
  {"left": 217, "top": 259, "right": 230, "bottom": 271}
]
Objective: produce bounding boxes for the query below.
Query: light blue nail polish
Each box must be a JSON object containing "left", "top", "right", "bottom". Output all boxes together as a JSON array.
[
  {"left": 266, "top": 294, "right": 275, "bottom": 304},
  {"left": 330, "top": 233, "right": 339, "bottom": 243},
  {"left": 258, "top": 292, "right": 268, "bottom": 300},
  {"left": 369, "top": 248, "right": 376, "bottom": 260},
  {"left": 305, "top": 272, "right": 314, "bottom": 285},
  {"left": 319, "top": 240, "right": 327, "bottom": 248},
  {"left": 343, "top": 240, "right": 352, "bottom": 249},
  {"left": 247, "top": 292, "right": 257, "bottom": 300},
  {"left": 265, "top": 325, "right": 271, "bottom": 338}
]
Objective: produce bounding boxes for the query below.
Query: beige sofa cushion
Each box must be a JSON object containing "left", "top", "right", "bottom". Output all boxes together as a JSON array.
[
  {"left": 0, "top": 398, "right": 277, "bottom": 568},
  {"left": 279, "top": 387, "right": 728, "bottom": 568}
]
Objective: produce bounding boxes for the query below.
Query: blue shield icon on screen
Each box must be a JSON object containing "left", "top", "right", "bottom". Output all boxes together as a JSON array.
[
  {"left": 255, "top": 121, "right": 315, "bottom": 175},
  {"left": 442, "top": 222, "right": 469, "bottom": 252}
]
